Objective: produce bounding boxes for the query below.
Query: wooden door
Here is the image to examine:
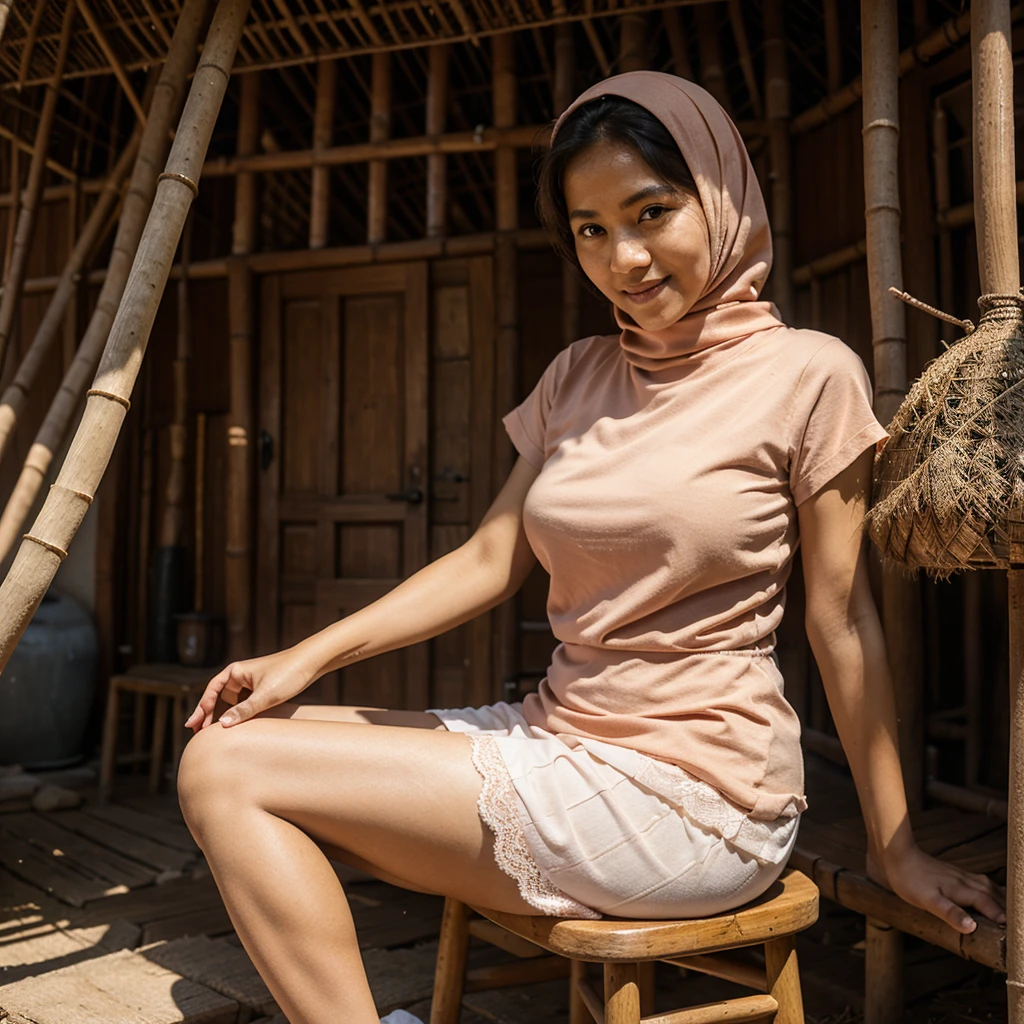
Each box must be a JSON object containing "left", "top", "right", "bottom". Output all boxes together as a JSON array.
[{"left": 257, "top": 263, "right": 429, "bottom": 708}]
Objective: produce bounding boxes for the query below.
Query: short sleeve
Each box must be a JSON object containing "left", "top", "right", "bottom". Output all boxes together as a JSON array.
[
  {"left": 789, "top": 339, "right": 891, "bottom": 505},
  {"left": 502, "top": 345, "right": 576, "bottom": 469}
]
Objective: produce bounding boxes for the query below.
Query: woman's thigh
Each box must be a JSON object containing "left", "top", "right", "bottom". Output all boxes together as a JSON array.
[
  {"left": 177, "top": 717, "right": 539, "bottom": 915},
  {"left": 252, "top": 702, "right": 445, "bottom": 730}
]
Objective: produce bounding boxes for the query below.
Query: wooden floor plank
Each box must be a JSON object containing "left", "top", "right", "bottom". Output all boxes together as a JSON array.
[
  {"left": 84, "top": 803, "right": 199, "bottom": 855},
  {"left": 941, "top": 827, "right": 1008, "bottom": 874},
  {"left": 52, "top": 810, "right": 194, "bottom": 875},
  {"left": 0, "top": 830, "right": 120, "bottom": 907},
  {"left": 120, "top": 793, "right": 189, "bottom": 826},
  {"left": 1, "top": 813, "right": 158, "bottom": 890}
]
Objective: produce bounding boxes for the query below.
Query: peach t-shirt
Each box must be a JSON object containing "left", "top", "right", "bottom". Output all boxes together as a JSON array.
[{"left": 504, "top": 324, "right": 890, "bottom": 821}]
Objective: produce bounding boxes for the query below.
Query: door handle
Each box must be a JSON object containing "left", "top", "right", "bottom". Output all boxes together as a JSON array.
[{"left": 385, "top": 487, "right": 424, "bottom": 504}]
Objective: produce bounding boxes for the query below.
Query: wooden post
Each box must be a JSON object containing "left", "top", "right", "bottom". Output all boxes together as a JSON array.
[
  {"left": 763, "top": 0, "right": 792, "bottom": 320},
  {"left": 310, "top": 58, "right": 335, "bottom": 249},
  {"left": 0, "top": 0, "right": 250, "bottom": 673},
  {"left": 968, "top": 2, "right": 1024, "bottom": 1018},
  {"left": 158, "top": 211, "right": 193, "bottom": 550},
  {"left": 367, "top": 52, "right": 390, "bottom": 245},
  {"left": 861, "top": 2, "right": 922, "bottom": 1018},
  {"left": 492, "top": 31, "right": 519, "bottom": 702},
  {"left": 226, "top": 70, "right": 259, "bottom": 660},
  {"left": 426, "top": 43, "right": 448, "bottom": 238},
  {"left": 618, "top": 11, "right": 647, "bottom": 74},
  {"left": 0, "top": 134, "right": 140, "bottom": 467},
  {"left": 0, "top": 0, "right": 74, "bottom": 371},
  {"left": 555, "top": 23, "right": 580, "bottom": 349},
  {"left": 0, "top": 0, "right": 210, "bottom": 565}
]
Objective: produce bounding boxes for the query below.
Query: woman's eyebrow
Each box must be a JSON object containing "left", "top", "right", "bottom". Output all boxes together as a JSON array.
[
  {"left": 619, "top": 183, "right": 677, "bottom": 208},
  {"left": 569, "top": 207, "right": 597, "bottom": 220}
]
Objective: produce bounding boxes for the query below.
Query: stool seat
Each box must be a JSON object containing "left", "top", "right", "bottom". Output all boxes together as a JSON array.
[
  {"left": 431, "top": 868, "right": 819, "bottom": 1024},
  {"left": 470, "top": 868, "right": 818, "bottom": 962}
]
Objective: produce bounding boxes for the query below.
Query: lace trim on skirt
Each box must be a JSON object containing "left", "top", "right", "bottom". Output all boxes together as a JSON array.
[{"left": 469, "top": 735, "right": 601, "bottom": 919}]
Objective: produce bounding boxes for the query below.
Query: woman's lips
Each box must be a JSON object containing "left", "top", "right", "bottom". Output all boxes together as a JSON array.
[{"left": 622, "top": 276, "right": 670, "bottom": 304}]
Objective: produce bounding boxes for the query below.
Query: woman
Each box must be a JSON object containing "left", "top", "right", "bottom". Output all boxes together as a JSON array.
[{"left": 178, "top": 72, "right": 1005, "bottom": 1024}]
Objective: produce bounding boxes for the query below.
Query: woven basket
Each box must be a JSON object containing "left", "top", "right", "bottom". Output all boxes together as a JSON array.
[{"left": 867, "top": 294, "right": 1024, "bottom": 577}]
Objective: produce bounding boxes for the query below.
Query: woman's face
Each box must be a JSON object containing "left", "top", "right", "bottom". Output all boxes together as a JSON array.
[{"left": 563, "top": 138, "right": 711, "bottom": 330}]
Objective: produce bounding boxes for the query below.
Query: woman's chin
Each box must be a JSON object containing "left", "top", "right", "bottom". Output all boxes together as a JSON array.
[{"left": 622, "top": 300, "right": 690, "bottom": 332}]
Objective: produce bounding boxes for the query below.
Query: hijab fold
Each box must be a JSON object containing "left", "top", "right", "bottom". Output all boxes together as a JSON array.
[{"left": 552, "top": 72, "right": 784, "bottom": 370}]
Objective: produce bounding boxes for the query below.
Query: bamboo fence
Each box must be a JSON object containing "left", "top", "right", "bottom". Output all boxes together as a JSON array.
[
  {"left": 0, "top": 0, "right": 252, "bottom": 671},
  {"left": 0, "top": 0, "right": 210, "bottom": 563}
]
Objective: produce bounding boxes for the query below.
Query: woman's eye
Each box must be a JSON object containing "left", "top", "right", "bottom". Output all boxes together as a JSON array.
[
  {"left": 578, "top": 223, "right": 603, "bottom": 238},
  {"left": 639, "top": 205, "right": 667, "bottom": 222}
]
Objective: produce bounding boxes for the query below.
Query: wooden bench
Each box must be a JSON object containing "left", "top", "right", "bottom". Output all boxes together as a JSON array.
[
  {"left": 431, "top": 867, "right": 819, "bottom": 1024},
  {"left": 790, "top": 805, "right": 1007, "bottom": 1019}
]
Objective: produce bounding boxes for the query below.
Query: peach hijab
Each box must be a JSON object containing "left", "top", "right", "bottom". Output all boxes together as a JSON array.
[{"left": 552, "top": 71, "right": 783, "bottom": 369}]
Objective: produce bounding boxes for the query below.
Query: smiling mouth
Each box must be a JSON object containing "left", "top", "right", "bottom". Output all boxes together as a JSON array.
[{"left": 622, "top": 276, "right": 670, "bottom": 303}]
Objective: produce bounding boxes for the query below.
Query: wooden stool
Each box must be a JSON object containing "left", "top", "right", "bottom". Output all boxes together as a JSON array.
[
  {"left": 99, "top": 663, "right": 217, "bottom": 803},
  {"left": 430, "top": 867, "right": 818, "bottom": 1024}
]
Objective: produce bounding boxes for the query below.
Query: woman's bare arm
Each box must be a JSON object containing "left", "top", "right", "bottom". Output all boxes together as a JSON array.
[
  {"left": 294, "top": 455, "right": 540, "bottom": 678},
  {"left": 185, "top": 457, "right": 539, "bottom": 729},
  {"left": 799, "top": 448, "right": 1004, "bottom": 933}
]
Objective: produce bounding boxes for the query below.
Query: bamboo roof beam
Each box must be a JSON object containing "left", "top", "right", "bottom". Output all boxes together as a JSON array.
[
  {"left": 793, "top": 4, "right": 1024, "bottom": 136},
  {"left": 0, "top": 133, "right": 140, "bottom": 468},
  {"left": 367, "top": 50, "right": 390, "bottom": 244},
  {"left": 581, "top": 14, "right": 610, "bottom": 78},
  {"left": 15, "top": 0, "right": 43, "bottom": 90},
  {"left": 0, "top": 0, "right": 74, "bottom": 373},
  {"left": 426, "top": 42, "right": 448, "bottom": 238},
  {"left": 0, "top": 0, "right": 210, "bottom": 568},
  {"left": 138, "top": 0, "right": 173, "bottom": 50},
  {"left": 75, "top": 0, "right": 147, "bottom": 125},
  {"left": 309, "top": 57, "right": 335, "bottom": 249},
  {"left": 0, "top": 0, "right": 250, "bottom": 673}
]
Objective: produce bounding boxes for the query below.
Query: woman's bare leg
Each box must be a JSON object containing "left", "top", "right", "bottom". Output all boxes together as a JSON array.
[{"left": 176, "top": 714, "right": 538, "bottom": 1024}]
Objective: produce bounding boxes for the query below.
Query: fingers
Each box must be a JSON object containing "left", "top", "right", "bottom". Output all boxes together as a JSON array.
[
  {"left": 184, "top": 664, "right": 248, "bottom": 732},
  {"left": 218, "top": 688, "right": 265, "bottom": 726},
  {"left": 938, "top": 874, "right": 1007, "bottom": 930}
]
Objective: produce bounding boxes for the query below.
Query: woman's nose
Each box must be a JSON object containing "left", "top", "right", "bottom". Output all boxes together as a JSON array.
[{"left": 609, "top": 232, "right": 651, "bottom": 275}]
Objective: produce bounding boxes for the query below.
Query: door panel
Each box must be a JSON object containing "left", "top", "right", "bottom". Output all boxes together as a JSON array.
[{"left": 258, "top": 263, "right": 429, "bottom": 708}]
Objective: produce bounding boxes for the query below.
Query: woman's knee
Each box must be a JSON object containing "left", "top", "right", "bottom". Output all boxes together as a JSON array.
[{"left": 177, "top": 723, "right": 257, "bottom": 829}]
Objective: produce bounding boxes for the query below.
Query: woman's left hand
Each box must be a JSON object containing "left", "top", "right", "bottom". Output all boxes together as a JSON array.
[{"left": 868, "top": 843, "right": 1006, "bottom": 934}]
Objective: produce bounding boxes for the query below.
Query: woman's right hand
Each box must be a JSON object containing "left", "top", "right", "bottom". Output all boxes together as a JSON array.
[{"left": 184, "top": 648, "right": 316, "bottom": 732}]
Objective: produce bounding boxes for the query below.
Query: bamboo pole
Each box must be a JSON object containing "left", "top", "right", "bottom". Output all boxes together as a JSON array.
[
  {"left": 764, "top": 0, "right": 791, "bottom": 319},
  {"left": 225, "top": 68, "right": 259, "bottom": 661},
  {"left": 367, "top": 51, "right": 390, "bottom": 244},
  {"left": 4, "top": 136, "right": 18, "bottom": 280},
  {"left": 0, "top": 0, "right": 250, "bottom": 673},
  {"left": 0, "top": 0, "right": 210, "bottom": 566},
  {"left": 618, "top": 11, "right": 647, "bottom": 74},
  {"left": 822, "top": 0, "right": 842, "bottom": 95},
  {"left": 194, "top": 411, "right": 206, "bottom": 611},
  {"left": 663, "top": 7, "right": 693, "bottom": 80},
  {"left": 75, "top": 0, "right": 148, "bottom": 126},
  {"left": 967, "top": 1, "right": 1024, "bottom": 1015},
  {"left": 158, "top": 211, "right": 193, "bottom": 549},
  {"left": 695, "top": 4, "right": 730, "bottom": 112},
  {"left": 309, "top": 58, "right": 335, "bottom": 249},
  {"left": 0, "top": 1, "right": 75, "bottom": 372},
  {"left": 426, "top": 42, "right": 448, "bottom": 238},
  {"left": 728, "top": 1, "right": 761, "bottom": 119},
  {"left": 16, "top": 0, "right": 44, "bottom": 93},
  {"left": 0, "top": 134, "right": 140, "bottom": 468},
  {"left": 493, "top": 30, "right": 519, "bottom": 702},
  {"left": 861, "top": 4, "right": 921, "bottom": 1018}
]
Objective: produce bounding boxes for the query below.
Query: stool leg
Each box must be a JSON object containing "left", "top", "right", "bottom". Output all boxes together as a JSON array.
[
  {"left": 99, "top": 681, "right": 120, "bottom": 805},
  {"left": 132, "top": 692, "right": 146, "bottom": 773},
  {"left": 765, "top": 935, "right": 804, "bottom": 1024},
  {"left": 570, "top": 959, "right": 591, "bottom": 1024},
  {"left": 865, "top": 918, "right": 902, "bottom": 1024},
  {"left": 638, "top": 960, "right": 656, "bottom": 1015},
  {"left": 430, "top": 898, "right": 469, "bottom": 1024},
  {"left": 170, "top": 696, "right": 185, "bottom": 778},
  {"left": 604, "top": 962, "right": 641, "bottom": 1024},
  {"left": 149, "top": 696, "right": 169, "bottom": 794}
]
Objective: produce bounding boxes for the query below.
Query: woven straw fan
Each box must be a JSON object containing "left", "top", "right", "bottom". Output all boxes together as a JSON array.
[{"left": 866, "top": 0, "right": 1024, "bottom": 1011}]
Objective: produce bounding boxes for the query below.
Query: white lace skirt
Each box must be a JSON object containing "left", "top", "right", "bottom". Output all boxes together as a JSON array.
[{"left": 428, "top": 700, "right": 800, "bottom": 921}]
